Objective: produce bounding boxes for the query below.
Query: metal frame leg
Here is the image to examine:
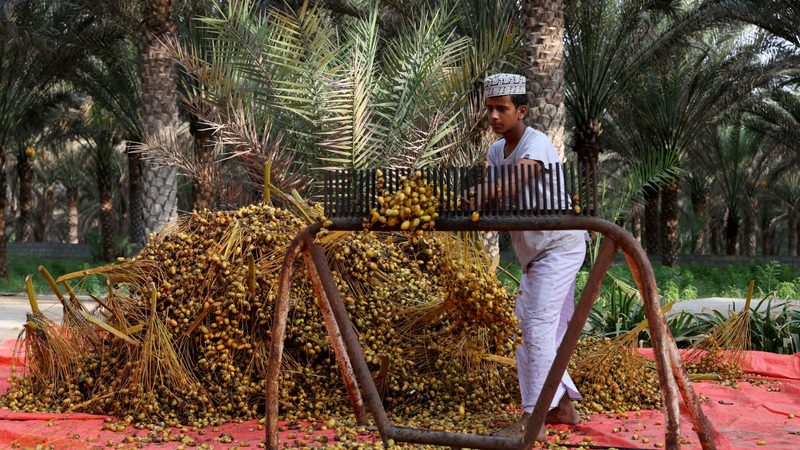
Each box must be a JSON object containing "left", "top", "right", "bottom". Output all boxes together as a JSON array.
[{"left": 302, "top": 248, "right": 367, "bottom": 425}]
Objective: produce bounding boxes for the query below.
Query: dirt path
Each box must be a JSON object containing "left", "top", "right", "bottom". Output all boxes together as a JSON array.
[{"left": 0, "top": 294, "right": 82, "bottom": 342}]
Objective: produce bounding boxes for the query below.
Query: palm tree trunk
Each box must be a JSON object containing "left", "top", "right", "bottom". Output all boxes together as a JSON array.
[
  {"left": 97, "top": 145, "right": 117, "bottom": 261},
  {"left": 789, "top": 213, "right": 798, "bottom": 257},
  {"left": 742, "top": 197, "right": 757, "bottom": 256},
  {"left": 643, "top": 185, "right": 660, "bottom": 254},
  {"left": 710, "top": 211, "right": 722, "bottom": 255},
  {"left": 16, "top": 148, "right": 34, "bottom": 242},
  {"left": 630, "top": 211, "right": 641, "bottom": 243},
  {"left": 481, "top": 231, "right": 500, "bottom": 265},
  {"left": 191, "top": 118, "right": 216, "bottom": 211},
  {"left": 0, "top": 149, "right": 7, "bottom": 279},
  {"left": 33, "top": 185, "right": 56, "bottom": 242},
  {"left": 573, "top": 120, "right": 602, "bottom": 169},
  {"left": 573, "top": 124, "right": 601, "bottom": 212},
  {"left": 99, "top": 184, "right": 116, "bottom": 260},
  {"left": 761, "top": 214, "right": 778, "bottom": 257},
  {"left": 522, "top": 0, "right": 566, "bottom": 158},
  {"left": 67, "top": 188, "right": 79, "bottom": 244},
  {"left": 128, "top": 142, "right": 145, "bottom": 245},
  {"left": 660, "top": 178, "right": 679, "bottom": 266},
  {"left": 691, "top": 186, "right": 709, "bottom": 255},
  {"left": 724, "top": 207, "right": 739, "bottom": 255},
  {"left": 140, "top": 0, "right": 180, "bottom": 240},
  {"left": 792, "top": 217, "right": 800, "bottom": 256}
]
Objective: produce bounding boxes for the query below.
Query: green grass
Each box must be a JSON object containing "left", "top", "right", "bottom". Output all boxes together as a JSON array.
[
  {"left": 1, "top": 254, "right": 106, "bottom": 295},
  {"left": 497, "top": 259, "right": 800, "bottom": 353},
  {"left": 608, "top": 260, "right": 800, "bottom": 300}
]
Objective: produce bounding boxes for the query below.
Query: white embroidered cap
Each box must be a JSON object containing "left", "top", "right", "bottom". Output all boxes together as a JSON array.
[{"left": 483, "top": 73, "right": 526, "bottom": 97}]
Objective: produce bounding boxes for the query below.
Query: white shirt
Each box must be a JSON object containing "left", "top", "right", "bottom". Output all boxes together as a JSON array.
[{"left": 487, "top": 127, "right": 585, "bottom": 268}]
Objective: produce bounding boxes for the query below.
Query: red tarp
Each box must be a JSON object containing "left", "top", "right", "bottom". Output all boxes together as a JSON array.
[{"left": 1, "top": 339, "right": 799, "bottom": 449}]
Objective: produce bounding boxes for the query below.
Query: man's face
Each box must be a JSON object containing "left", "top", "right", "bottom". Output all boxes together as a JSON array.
[{"left": 485, "top": 95, "right": 525, "bottom": 135}]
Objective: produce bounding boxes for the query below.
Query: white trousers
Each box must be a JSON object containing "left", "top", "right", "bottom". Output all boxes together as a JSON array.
[{"left": 515, "top": 243, "right": 585, "bottom": 413}]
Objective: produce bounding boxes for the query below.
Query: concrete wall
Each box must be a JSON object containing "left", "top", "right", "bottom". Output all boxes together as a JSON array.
[{"left": 8, "top": 242, "right": 93, "bottom": 260}]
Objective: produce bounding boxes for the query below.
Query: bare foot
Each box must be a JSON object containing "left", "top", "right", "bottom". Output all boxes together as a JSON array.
[
  {"left": 545, "top": 395, "right": 580, "bottom": 425},
  {"left": 493, "top": 412, "right": 547, "bottom": 441}
]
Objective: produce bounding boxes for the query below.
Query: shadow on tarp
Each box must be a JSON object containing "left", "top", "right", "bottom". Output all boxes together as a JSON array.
[{"left": 1, "top": 339, "right": 799, "bottom": 449}]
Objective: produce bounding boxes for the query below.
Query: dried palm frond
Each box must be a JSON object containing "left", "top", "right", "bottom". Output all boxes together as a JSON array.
[
  {"left": 130, "top": 288, "right": 203, "bottom": 413},
  {"left": 3, "top": 202, "right": 520, "bottom": 428},
  {"left": 12, "top": 276, "right": 91, "bottom": 411},
  {"left": 685, "top": 280, "right": 755, "bottom": 379},
  {"left": 576, "top": 308, "right": 664, "bottom": 375},
  {"left": 371, "top": 353, "right": 391, "bottom": 400},
  {"left": 569, "top": 303, "right": 675, "bottom": 414}
]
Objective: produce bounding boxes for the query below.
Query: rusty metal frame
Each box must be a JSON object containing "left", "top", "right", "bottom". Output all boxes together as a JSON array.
[{"left": 265, "top": 216, "right": 717, "bottom": 450}]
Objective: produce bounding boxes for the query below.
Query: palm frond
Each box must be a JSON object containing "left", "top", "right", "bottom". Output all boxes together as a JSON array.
[
  {"left": 375, "top": 5, "right": 467, "bottom": 141},
  {"left": 744, "top": 89, "right": 800, "bottom": 156},
  {"left": 398, "top": 0, "right": 522, "bottom": 167},
  {"left": 317, "top": 5, "right": 384, "bottom": 169},
  {"left": 605, "top": 151, "right": 684, "bottom": 223}
]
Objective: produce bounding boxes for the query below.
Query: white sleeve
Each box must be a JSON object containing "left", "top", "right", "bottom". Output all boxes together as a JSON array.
[
  {"left": 486, "top": 143, "right": 502, "bottom": 186},
  {"left": 518, "top": 133, "right": 556, "bottom": 166},
  {"left": 487, "top": 142, "right": 501, "bottom": 168}
]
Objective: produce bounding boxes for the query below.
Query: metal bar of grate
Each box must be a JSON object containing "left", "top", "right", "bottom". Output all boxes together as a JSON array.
[
  {"left": 323, "top": 165, "right": 596, "bottom": 219},
  {"left": 548, "top": 163, "right": 556, "bottom": 213},
  {"left": 556, "top": 162, "right": 563, "bottom": 212}
]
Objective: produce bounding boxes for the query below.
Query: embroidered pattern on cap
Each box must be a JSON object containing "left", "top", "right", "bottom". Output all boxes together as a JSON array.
[{"left": 484, "top": 73, "right": 526, "bottom": 97}]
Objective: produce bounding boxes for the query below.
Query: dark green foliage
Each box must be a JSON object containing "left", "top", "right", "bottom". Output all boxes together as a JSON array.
[
  {"left": 0, "top": 255, "right": 104, "bottom": 294},
  {"left": 608, "top": 260, "right": 800, "bottom": 300},
  {"left": 500, "top": 260, "right": 800, "bottom": 352},
  {"left": 667, "top": 311, "right": 707, "bottom": 347},
  {"left": 695, "top": 297, "right": 800, "bottom": 354},
  {"left": 587, "top": 279, "right": 648, "bottom": 339}
]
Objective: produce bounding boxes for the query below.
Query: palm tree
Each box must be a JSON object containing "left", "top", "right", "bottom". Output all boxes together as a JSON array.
[
  {"left": 562, "top": 0, "right": 678, "bottom": 254},
  {"left": 93, "top": 132, "right": 121, "bottom": 261},
  {"left": 684, "top": 170, "right": 713, "bottom": 254},
  {"left": 15, "top": 144, "right": 35, "bottom": 241},
  {"left": 700, "top": 123, "right": 776, "bottom": 255},
  {"left": 564, "top": 0, "right": 681, "bottom": 167},
  {"left": 147, "top": 0, "right": 520, "bottom": 262},
  {"left": 608, "top": 31, "right": 789, "bottom": 265},
  {"left": 745, "top": 89, "right": 800, "bottom": 253},
  {"left": 757, "top": 194, "right": 781, "bottom": 255},
  {"left": 522, "top": 0, "right": 566, "bottom": 157},
  {"left": 15, "top": 87, "right": 81, "bottom": 242},
  {"left": 697, "top": 0, "right": 800, "bottom": 49},
  {"left": 48, "top": 142, "right": 88, "bottom": 243},
  {"left": 139, "top": 0, "right": 181, "bottom": 240},
  {"left": 31, "top": 145, "right": 59, "bottom": 242},
  {"left": 148, "top": 1, "right": 521, "bottom": 183},
  {"left": 601, "top": 122, "right": 682, "bottom": 250},
  {"left": 0, "top": 148, "right": 6, "bottom": 275},
  {"left": 63, "top": 0, "right": 145, "bottom": 243},
  {"left": 70, "top": 105, "right": 126, "bottom": 261},
  {"left": 0, "top": 0, "right": 83, "bottom": 277},
  {"left": 745, "top": 90, "right": 800, "bottom": 161},
  {"left": 766, "top": 173, "right": 800, "bottom": 256}
]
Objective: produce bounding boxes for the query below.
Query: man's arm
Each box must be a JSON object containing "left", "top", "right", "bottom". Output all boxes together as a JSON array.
[{"left": 465, "top": 158, "right": 544, "bottom": 210}]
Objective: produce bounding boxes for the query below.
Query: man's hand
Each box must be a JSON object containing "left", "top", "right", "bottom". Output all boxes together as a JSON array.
[{"left": 460, "top": 188, "right": 480, "bottom": 211}]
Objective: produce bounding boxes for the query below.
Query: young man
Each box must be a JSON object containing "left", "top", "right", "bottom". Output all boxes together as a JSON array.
[{"left": 475, "top": 73, "right": 586, "bottom": 440}]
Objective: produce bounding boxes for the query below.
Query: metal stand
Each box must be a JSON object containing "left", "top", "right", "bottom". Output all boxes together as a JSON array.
[{"left": 265, "top": 216, "right": 717, "bottom": 450}]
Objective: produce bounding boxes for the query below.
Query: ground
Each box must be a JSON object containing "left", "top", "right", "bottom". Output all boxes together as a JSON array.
[{"left": 1, "top": 294, "right": 799, "bottom": 449}]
